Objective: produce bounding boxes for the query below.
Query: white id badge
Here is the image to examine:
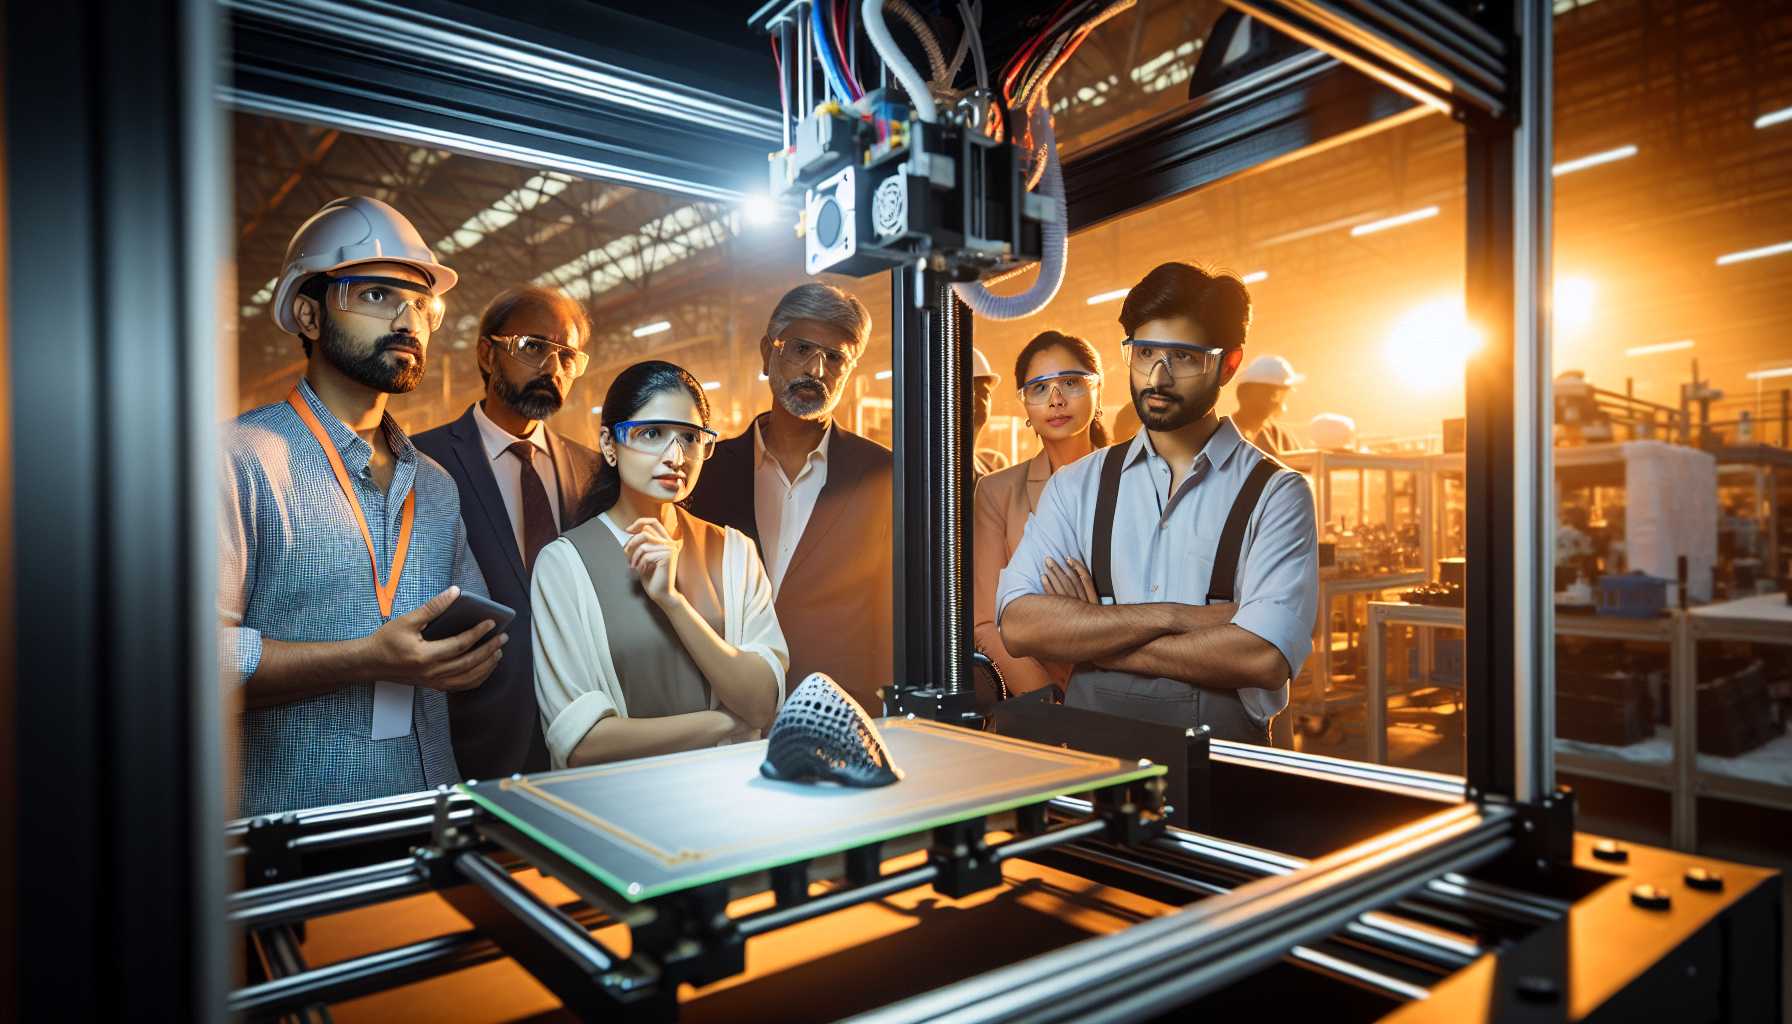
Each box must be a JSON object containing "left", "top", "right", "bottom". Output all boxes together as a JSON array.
[{"left": 370, "top": 681, "right": 415, "bottom": 739}]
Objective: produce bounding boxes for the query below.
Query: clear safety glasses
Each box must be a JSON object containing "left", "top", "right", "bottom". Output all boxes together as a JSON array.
[
  {"left": 332, "top": 275, "right": 446, "bottom": 331},
  {"left": 1017, "top": 370, "right": 1099, "bottom": 406},
  {"left": 1122, "top": 338, "right": 1225, "bottom": 380},
  {"left": 486, "top": 334, "right": 591, "bottom": 377},
  {"left": 611, "top": 419, "right": 719, "bottom": 461},
  {"left": 771, "top": 336, "right": 858, "bottom": 377}
]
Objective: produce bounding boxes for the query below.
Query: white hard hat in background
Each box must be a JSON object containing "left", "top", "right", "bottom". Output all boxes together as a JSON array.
[
  {"left": 971, "top": 347, "right": 1000, "bottom": 383},
  {"left": 271, "top": 196, "right": 459, "bottom": 335},
  {"left": 1235, "top": 354, "right": 1304, "bottom": 388},
  {"left": 1309, "top": 413, "right": 1357, "bottom": 450}
]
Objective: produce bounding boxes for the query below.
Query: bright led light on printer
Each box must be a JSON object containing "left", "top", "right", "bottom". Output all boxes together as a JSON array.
[{"left": 742, "top": 194, "right": 777, "bottom": 226}]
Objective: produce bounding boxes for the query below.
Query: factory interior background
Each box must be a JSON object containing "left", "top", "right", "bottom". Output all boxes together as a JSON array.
[{"left": 230, "top": 0, "right": 1792, "bottom": 865}]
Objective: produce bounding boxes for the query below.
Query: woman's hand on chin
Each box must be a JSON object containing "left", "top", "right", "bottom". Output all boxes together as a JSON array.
[{"left": 622, "top": 516, "right": 682, "bottom": 607}]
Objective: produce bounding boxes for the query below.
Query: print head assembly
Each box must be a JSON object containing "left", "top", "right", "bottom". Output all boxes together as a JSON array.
[{"left": 759, "top": 674, "right": 903, "bottom": 787}]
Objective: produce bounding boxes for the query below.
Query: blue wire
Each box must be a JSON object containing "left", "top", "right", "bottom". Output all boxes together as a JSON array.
[{"left": 810, "top": 0, "right": 858, "bottom": 106}]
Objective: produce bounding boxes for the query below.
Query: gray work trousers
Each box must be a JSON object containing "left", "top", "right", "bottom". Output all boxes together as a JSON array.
[{"left": 1065, "top": 669, "right": 1271, "bottom": 745}]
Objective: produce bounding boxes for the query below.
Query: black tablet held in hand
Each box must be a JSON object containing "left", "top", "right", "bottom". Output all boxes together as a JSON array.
[{"left": 420, "top": 592, "right": 516, "bottom": 642}]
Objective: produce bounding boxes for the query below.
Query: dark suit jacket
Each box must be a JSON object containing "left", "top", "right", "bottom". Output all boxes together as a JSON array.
[
  {"left": 413, "top": 405, "right": 600, "bottom": 779},
  {"left": 685, "top": 416, "right": 894, "bottom": 713}
]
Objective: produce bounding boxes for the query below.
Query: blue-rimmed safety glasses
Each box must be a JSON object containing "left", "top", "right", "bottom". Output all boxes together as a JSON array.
[
  {"left": 1017, "top": 370, "right": 1099, "bottom": 406},
  {"left": 610, "top": 419, "right": 719, "bottom": 461},
  {"left": 331, "top": 275, "right": 446, "bottom": 331},
  {"left": 1122, "top": 338, "right": 1224, "bottom": 379}
]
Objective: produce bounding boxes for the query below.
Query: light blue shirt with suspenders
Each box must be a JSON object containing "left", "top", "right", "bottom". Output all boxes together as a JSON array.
[{"left": 994, "top": 418, "right": 1320, "bottom": 741}]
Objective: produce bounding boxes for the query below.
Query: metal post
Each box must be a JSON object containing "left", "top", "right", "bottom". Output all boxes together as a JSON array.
[
  {"left": 6, "top": 0, "right": 228, "bottom": 1017},
  {"left": 889, "top": 264, "right": 975, "bottom": 717},
  {"left": 1463, "top": 0, "right": 1551, "bottom": 804}
]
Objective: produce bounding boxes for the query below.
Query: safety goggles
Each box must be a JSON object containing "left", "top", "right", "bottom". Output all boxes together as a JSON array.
[
  {"left": 330, "top": 275, "right": 445, "bottom": 331},
  {"left": 1122, "top": 338, "right": 1225, "bottom": 380},
  {"left": 1016, "top": 370, "right": 1098, "bottom": 406},
  {"left": 486, "top": 334, "right": 590, "bottom": 377},
  {"left": 771, "top": 336, "right": 858, "bottom": 377},
  {"left": 610, "top": 419, "right": 719, "bottom": 461}
]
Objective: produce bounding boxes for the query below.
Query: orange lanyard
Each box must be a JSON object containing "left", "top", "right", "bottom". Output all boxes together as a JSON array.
[{"left": 287, "top": 386, "right": 416, "bottom": 619}]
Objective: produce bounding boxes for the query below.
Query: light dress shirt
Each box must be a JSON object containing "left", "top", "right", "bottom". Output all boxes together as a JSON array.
[
  {"left": 470, "top": 401, "right": 562, "bottom": 554},
  {"left": 994, "top": 418, "right": 1319, "bottom": 727},
  {"left": 753, "top": 419, "right": 831, "bottom": 594}
]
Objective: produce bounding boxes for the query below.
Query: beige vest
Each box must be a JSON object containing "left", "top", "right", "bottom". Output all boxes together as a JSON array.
[{"left": 563, "top": 507, "right": 727, "bottom": 718}]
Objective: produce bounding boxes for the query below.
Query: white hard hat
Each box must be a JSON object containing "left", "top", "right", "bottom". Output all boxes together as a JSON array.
[
  {"left": 1235, "top": 354, "right": 1304, "bottom": 388},
  {"left": 1309, "top": 412, "right": 1357, "bottom": 450},
  {"left": 271, "top": 196, "right": 459, "bottom": 335},
  {"left": 971, "top": 347, "right": 1000, "bottom": 383}
]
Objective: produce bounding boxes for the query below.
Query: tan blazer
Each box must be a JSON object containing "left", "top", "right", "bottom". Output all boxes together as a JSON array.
[{"left": 973, "top": 452, "right": 1073, "bottom": 694}]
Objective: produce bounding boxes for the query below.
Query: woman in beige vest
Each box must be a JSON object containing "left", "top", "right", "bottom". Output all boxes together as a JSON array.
[
  {"left": 532, "top": 361, "right": 788, "bottom": 768},
  {"left": 973, "top": 332, "right": 1108, "bottom": 696}
]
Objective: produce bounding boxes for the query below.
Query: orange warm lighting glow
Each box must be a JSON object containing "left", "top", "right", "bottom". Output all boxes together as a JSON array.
[
  {"left": 1555, "top": 276, "right": 1596, "bottom": 334},
  {"left": 1385, "top": 298, "right": 1482, "bottom": 392}
]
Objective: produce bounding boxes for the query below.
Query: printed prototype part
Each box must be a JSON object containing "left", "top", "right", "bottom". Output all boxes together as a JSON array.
[
  {"left": 458, "top": 715, "right": 1165, "bottom": 902},
  {"left": 761, "top": 672, "right": 904, "bottom": 787}
]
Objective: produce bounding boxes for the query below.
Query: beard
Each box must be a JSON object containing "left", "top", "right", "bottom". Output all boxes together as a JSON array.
[
  {"left": 777, "top": 373, "right": 836, "bottom": 419},
  {"left": 1132, "top": 375, "right": 1221, "bottom": 432},
  {"left": 493, "top": 371, "right": 565, "bottom": 420},
  {"left": 318, "top": 318, "right": 425, "bottom": 394}
]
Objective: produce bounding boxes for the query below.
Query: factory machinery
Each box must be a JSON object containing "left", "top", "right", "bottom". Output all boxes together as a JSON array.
[{"left": 213, "top": 1, "right": 1782, "bottom": 1020}]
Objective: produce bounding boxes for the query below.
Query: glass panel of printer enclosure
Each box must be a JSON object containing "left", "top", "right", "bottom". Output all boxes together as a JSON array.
[
  {"left": 229, "top": 103, "right": 1483, "bottom": 818},
  {"left": 973, "top": 109, "right": 1473, "bottom": 778},
  {"left": 1544, "top": 0, "right": 1792, "bottom": 853}
]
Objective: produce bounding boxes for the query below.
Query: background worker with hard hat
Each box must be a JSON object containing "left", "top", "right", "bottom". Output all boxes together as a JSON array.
[
  {"left": 1231, "top": 354, "right": 1305, "bottom": 457},
  {"left": 971, "top": 347, "right": 1010, "bottom": 481},
  {"left": 220, "top": 196, "right": 504, "bottom": 817}
]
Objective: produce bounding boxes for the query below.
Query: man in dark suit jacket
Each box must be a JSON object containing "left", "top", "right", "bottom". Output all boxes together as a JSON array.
[
  {"left": 685, "top": 283, "right": 894, "bottom": 713},
  {"left": 414, "top": 286, "right": 600, "bottom": 779}
]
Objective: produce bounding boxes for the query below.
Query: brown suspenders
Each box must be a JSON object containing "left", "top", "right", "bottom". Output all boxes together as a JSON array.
[{"left": 1089, "top": 443, "right": 1281, "bottom": 605}]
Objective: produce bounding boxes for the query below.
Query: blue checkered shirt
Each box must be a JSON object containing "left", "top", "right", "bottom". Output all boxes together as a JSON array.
[{"left": 221, "top": 378, "right": 487, "bottom": 817}]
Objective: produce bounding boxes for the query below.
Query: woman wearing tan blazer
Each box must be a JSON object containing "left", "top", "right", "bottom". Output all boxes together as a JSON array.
[{"left": 973, "top": 332, "right": 1109, "bottom": 695}]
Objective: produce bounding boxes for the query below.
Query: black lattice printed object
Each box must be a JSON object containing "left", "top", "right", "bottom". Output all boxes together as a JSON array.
[{"left": 760, "top": 673, "right": 905, "bottom": 787}]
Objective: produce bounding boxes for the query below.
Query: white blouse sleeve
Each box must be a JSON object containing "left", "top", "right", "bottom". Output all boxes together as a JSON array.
[
  {"left": 722, "top": 526, "right": 791, "bottom": 715},
  {"left": 531, "top": 537, "right": 628, "bottom": 769}
]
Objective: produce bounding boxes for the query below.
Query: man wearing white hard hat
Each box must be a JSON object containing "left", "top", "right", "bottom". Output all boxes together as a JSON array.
[
  {"left": 971, "top": 347, "right": 1010, "bottom": 481},
  {"left": 1231, "top": 354, "right": 1303, "bottom": 458},
  {"left": 220, "top": 196, "right": 503, "bottom": 816}
]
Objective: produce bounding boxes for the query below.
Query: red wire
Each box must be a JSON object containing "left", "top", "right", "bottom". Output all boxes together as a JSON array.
[
  {"left": 770, "top": 36, "right": 790, "bottom": 136},
  {"left": 832, "top": 0, "right": 862, "bottom": 100},
  {"left": 1001, "top": 0, "right": 1081, "bottom": 101}
]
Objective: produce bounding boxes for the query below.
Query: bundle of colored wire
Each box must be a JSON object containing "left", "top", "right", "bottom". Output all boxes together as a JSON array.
[
  {"left": 811, "top": 0, "right": 860, "bottom": 105},
  {"left": 1017, "top": 0, "right": 1132, "bottom": 112}
]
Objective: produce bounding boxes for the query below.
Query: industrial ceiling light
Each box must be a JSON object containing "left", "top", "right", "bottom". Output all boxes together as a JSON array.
[
  {"left": 1746, "top": 366, "right": 1792, "bottom": 381},
  {"left": 1625, "top": 339, "right": 1694, "bottom": 357},
  {"left": 1085, "top": 288, "right": 1130, "bottom": 305},
  {"left": 1551, "top": 144, "right": 1637, "bottom": 176},
  {"left": 1756, "top": 105, "right": 1792, "bottom": 130},
  {"left": 1241, "top": 270, "right": 1268, "bottom": 285},
  {"left": 701, "top": 380, "right": 721, "bottom": 390},
  {"left": 632, "top": 320, "right": 672, "bottom": 337},
  {"left": 1716, "top": 241, "right": 1792, "bottom": 266},
  {"left": 1349, "top": 206, "right": 1440, "bottom": 237},
  {"left": 875, "top": 369, "right": 894, "bottom": 380}
]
